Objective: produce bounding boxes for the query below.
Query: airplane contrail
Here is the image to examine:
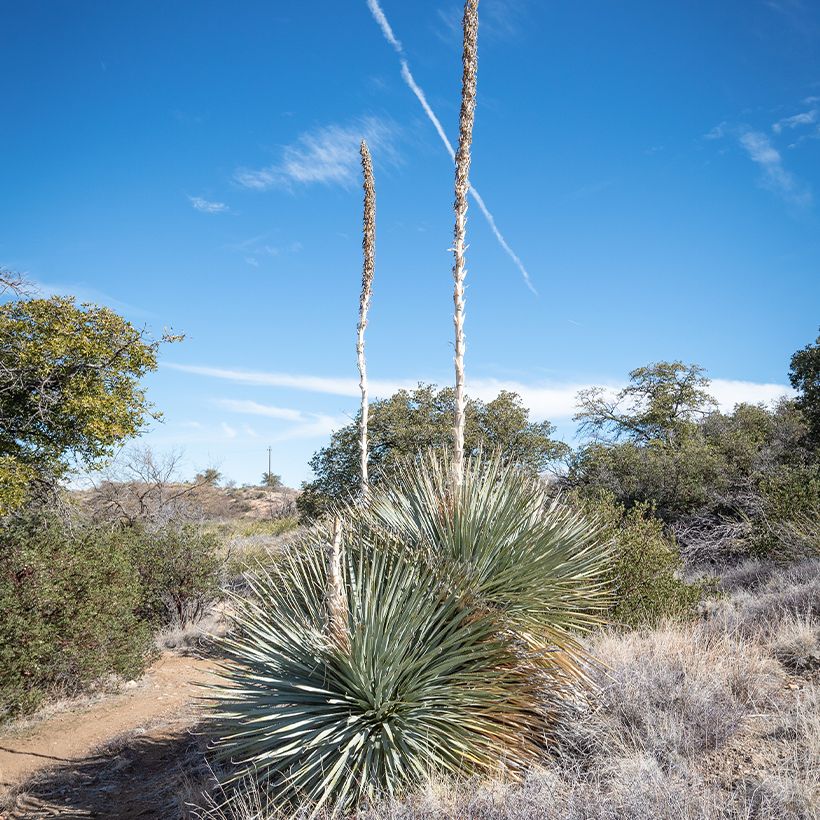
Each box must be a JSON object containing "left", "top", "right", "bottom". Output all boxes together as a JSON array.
[{"left": 365, "top": 0, "right": 537, "bottom": 294}]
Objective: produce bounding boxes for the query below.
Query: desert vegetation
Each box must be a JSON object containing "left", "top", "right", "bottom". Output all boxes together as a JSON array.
[{"left": 2, "top": 2, "right": 820, "bottom": 819}]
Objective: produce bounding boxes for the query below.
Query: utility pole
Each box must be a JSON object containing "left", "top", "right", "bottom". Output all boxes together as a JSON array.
[{"left": 267, "top": 446, "right": 272, "bottom": 482}]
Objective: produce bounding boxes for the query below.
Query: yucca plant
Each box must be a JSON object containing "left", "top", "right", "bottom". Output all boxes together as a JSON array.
[
  {"left": 207, "top": 530, "right": 542, "bottom": 816},
  {"left": 347, "top": 450, "right": 612, "bottom": 685}
]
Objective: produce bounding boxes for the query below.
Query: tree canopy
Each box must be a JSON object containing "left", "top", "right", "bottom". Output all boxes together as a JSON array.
[
  {"left": 574, "top": 361, "right": 715, "bottom": 445},
  {"left": 790, "top": 327, "right": 820, "bottom": 446},
  {"left": 297, "top": 384, "right": 568, "bottom": 518},
  {"left": 0, "top": 296, "right": 167, "bottom": 512}
]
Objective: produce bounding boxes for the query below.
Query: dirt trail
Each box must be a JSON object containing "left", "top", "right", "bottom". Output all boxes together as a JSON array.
[{"left": 0, "top": 653, "right": 219, "bottom": 818}]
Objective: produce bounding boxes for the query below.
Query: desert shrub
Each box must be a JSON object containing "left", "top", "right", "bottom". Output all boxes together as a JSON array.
[
  {"left": 569, "top": 437, "right": 726, "bottom": 522},
  {"left": 568, "top": 395, "right": 820, "bottom": 564},
  {"left": 766, "top": 615, "right": 820, "bottom": 674},
  {"left": 573, "top": 492, "right": 703, "bottom": 628},
  {"left": 125, "top": 524, "right": 223, "bottom": 627},
  {"left": 706, "top": 558, "right": 820, "bottom": 636},
  {"left": 753, "top": 465, "right": 820, "bottom": 559},
  {"left": 0, "top": 512, "right": 152, "bottom": 718},
  {"left": 577, "top": 627, "right": 780, "bottom": 763}
]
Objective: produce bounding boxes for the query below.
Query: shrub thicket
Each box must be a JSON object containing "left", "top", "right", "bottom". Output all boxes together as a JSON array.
[
  {"left": 753, "top": 464, "right": 820, "bottom": 559},
  {"left": 572, "top": 492, "right": 703, "bottom": 627},
  {"left": 125, "top": 524, "right": 223, "bottom": 627},
  {"left": 0, "top": 512, "right": 225, "bottom": 719},
  {"left": 0, "top": 513, "right": 153, "bottom": 717}
]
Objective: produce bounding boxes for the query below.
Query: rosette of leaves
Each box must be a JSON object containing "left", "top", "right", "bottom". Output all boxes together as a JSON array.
[
  {"left": 207, "top": 527, "right": 541, "bottom": 816},
  {"left": 350, "top": 451, "right": 612, "bottom": 684}
]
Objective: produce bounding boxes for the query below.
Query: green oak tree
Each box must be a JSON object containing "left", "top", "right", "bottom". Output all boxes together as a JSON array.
[
  {"left": 574, "top": 361, "right": 716, "bottom": 445},
  {"left": 0, "top": 296, "right": 173, "bottom": 512},
  {"left": 790, "top": 327, "right": 820, "bottom": 447},
  {"left": 297, "top": 384, "right": 568, "bottom": 519}
]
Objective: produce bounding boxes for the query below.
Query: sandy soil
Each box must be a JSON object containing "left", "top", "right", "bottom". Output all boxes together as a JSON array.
[{"left": 0, "top": 653, "right": 219, "bottom": 819}]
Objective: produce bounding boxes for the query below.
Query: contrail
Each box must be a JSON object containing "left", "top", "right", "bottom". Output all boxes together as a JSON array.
[{"left": 365, "top": 0, "right": 537, "bottom": 294}]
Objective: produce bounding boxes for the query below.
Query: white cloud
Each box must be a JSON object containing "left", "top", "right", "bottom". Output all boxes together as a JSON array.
[
  {"left": 216, "top": 398, "right": 305, "bottom": 421},
  {"left": 773, "top": 109, "right": 818, "bottom": 133},
  {"left": 705, "top": 122, "right": 728, "bottom": 140},
  {"left": 271, "top": 414, "right": 346, "bottom": 442},
  {"left": 188, "top": 195, "right": 229, "bottom": 213},
  {"left": 165, "top": 363, "right": 410, "bottom": 398},
  {"left": 709, "top": 378, "right": 793, "bottom": 410},
  {"left": 738, "top": 130, "right": 811, "bottom": 206},
  {"left": 221, "top": 422, "right": 238, "bottom": 439},
  {"left": 234, "top": 116, "right": 398, "bottom": 190},
  {"left": 167, "top": 363, "right": 793, "bottom": 422},
  {"left": 215, "top": 397, "right": 349, "bottom": 443}
]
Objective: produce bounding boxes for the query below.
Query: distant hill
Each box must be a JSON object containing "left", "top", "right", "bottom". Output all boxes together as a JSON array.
[{"left": 72, "top": 482, "right": 299, "bottom": 524}]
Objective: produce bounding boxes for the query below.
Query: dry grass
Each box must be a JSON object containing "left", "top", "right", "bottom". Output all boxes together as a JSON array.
[
  {"left": 155, "top": 609, "right": 226, "bottom": 654},
  {"left": 704, "top": 557, "right": 820, "bottom": 636},
  {"left": 564, "top": 625, "right": 783, "bottom": 765},
  {"left": 766, "top": 615, "right": 820, "bottom": 674}
]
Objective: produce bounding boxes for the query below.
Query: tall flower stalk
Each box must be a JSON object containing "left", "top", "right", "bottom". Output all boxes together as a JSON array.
[
  {"left": 325, "top": 140, "right": 376, "bottom": 649},
  {"left": 451, "top": 0, "right": 479, "bottom": 491},
  {"left": 357, "top": 139, "right": 376, "bottom": 495}
]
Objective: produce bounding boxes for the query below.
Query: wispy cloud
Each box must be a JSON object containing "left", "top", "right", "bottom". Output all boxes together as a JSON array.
[
  {"left": 30, "top": 280, "right": 154, "bottom": 318},
  {"left": 234, "top": 116, "right": 398, "bottom": 191},
  {"left": 738, "top": 130, "right": 811, "bottom": 205},
  {"left": 365, "top": 0, "right": 537, "bottom": 294},
  {"left": 166, "top": 362, "right": 410, "bottom": 398},
  {"left": 215, "top": 392, "right": 350, "bottom": 442},
  {"left": 188, "top": 195, "right": 229, "bottom": 213},
  {"left": 271, "top": 414, "right": 345, "bottom": 442},
  {"left": 226, "top": 234, "right": 302, "bottom": 267},
  {"left": 221, "top": 422, "right": 238, "bottom": 439},
  {"left": 773, "top": 108, "right": 818, "bottom": 133},
  {"left": 707, "top": 120, "right": 812, "bottom": 206},
  {"left": 216, "top": 398, "right": 305, "bottom": 421},
  {"left": 168, "top": 363, "right": 793, "bottom": 422},
  {"left": 217, "top": 397, "right": 346, "bottom": 442},
  {"left": 436, "top": 0, "right": 529, "bottom": 44}
]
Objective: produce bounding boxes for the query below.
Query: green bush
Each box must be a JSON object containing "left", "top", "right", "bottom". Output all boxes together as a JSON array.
[
  {"left": 753, "top": 465, "right": 820, "bottom": 559},
  {"left": 574, "top": 492, "right": 703, "bottom": 627},
  {"left": 569, "top": 437, "right": 726, "bottom": 522},
  {"left": 125, "top": 524, "right": 223, "bottom": 626},
  {"left": 0, "top": 513, "right": 153, "bottom": 718}
]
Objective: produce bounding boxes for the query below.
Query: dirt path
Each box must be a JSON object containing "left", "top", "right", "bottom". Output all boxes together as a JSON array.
[{"left": 0, "top": 653, "right": 220, "bottom": 818}]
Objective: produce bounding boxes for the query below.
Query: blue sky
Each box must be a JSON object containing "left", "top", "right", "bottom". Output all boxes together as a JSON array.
[{"left": 2, "top": 0, "right": 819, "bottom": 487}]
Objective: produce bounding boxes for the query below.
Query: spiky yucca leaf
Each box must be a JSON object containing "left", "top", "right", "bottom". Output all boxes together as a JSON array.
[
  {"left": 348, "top": 451, "right": 612, "bottom": 682},
  {"left": 207, "top": 531, "right": 542, "bottom": 816}
]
